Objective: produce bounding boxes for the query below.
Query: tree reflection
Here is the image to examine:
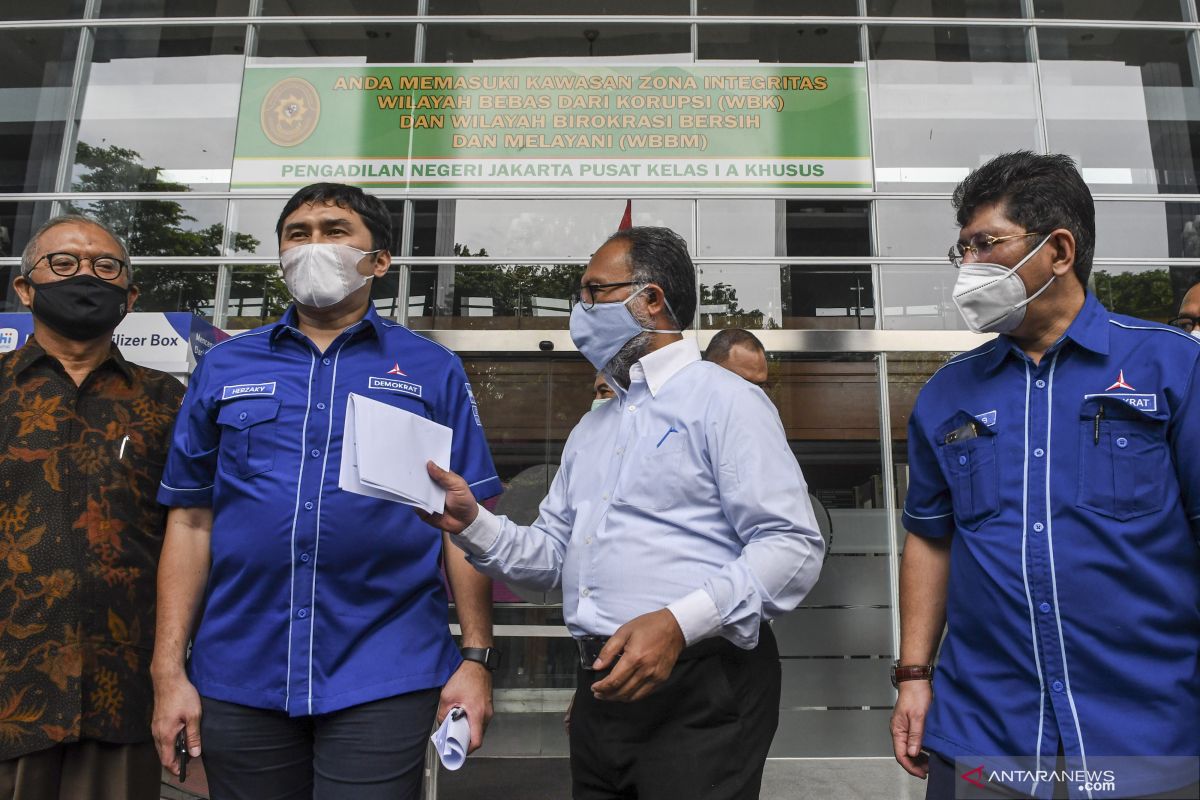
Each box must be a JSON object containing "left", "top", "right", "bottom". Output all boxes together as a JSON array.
[{"left": 69, "top": 142, "right": 260, "bottom": 315}]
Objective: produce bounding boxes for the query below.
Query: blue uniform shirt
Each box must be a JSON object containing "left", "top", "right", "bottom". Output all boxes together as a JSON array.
[
  {"left": 903, "top": 294, "right": 1200, "bottom": 797},
  {"left": 158, "top": 305, "right": 501, "bottom": 716}
]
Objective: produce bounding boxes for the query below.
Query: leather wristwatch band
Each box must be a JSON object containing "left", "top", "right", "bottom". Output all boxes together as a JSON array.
[{"left": 890, "top": 663, "right": 934, "bottom": 688}]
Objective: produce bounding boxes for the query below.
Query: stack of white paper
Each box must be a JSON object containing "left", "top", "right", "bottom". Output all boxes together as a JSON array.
[{"left": 337, "top": 392, "right": 452, "bottom": 514}]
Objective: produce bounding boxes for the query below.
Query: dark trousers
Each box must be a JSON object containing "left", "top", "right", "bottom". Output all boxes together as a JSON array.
[
  {"left": 0, "top": 740, "right": 160, "bottom": 800},
  {"left": 200, "top": 689, "right": 440, "bottom": 800},
  {"left": 569, "top": 625, "right": 781, "bottom": 800}
]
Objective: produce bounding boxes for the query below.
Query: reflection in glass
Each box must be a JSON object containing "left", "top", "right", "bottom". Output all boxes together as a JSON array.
[
  {"left": 431, "top": 0, "right": 687, "bottom": 12},
  {"left": 407, "top": 262, "right": 584, "bottom": 330},
  {"left": 875, "top": 199, "right": 958, "bottom": 258},
  {"left": 1038, "top": 27, "right": 1200, "bottom": 193},
  {"left": 412, "top": 200, "right": 692, "bottom": 261},
  {"left": 868, "top": 26, "right": 1039, "bottom": 191},
  {"left": 254, "top": 24, "right": 416, "bottom": 63},
  {"left": 1033, "top": 0, "right": 1187, "bottom": 21},
  {"left": 424, "top": 24, "right": 690, "bottom": 62},
  {"left": 700, "top": 0, "right": 857, "bottom": 13},
  {"left": 224, "top": 264, "right": 288, "bottom": 330},
  {"left": 867, "top": 0, "right": 1021, "bottom": 16},
  {"left": 698, "top": 264, "right": 873, "bottom": 329},
  {"left": 226, "top": 199, "right": 404, "bottom": 259},
  {"left": 0, "top": 27, "right": 78, "bottom": 194},
  {"left": 73, "top": 27, "right": 246, "bottom": 192},
  {"left": 0, "top": 201, "right": 56, "bottom": 259},
  {"left": 1092, "top": 264, "right": 1197, "bottom": 324},
  {"left": 2, "top": 0, "right": 84, "bottom": 18},
  {"left": 698, "top": 25, "right": 860, "bottom": 63},
  {"left": 878, "top": 263, "right": 965, "bottom": 330},
  {"left": 99, "top": 0, "right": 250, "bottom": 16},
  {"left": 697, "top": 201, "right": 871, "bottom": 258},
  {"left": 64, "top": 198, "right": 256, "bottom": 259},
  {"left": 262, "top": 0, "right": 417, "bottom": 13},
  {"left": 131, "top": 264, "right": 219, "bottom": 317}
]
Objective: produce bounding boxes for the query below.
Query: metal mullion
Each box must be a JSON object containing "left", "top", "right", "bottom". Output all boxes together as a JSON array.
[
  {"left": 876, "top": 352, "right": 901, "bottom": 665},
  {"left": 7, "top": 15, "right": 1200, "bottom": 31},
  {"left": 50, "top": 0, "right": 100, "bottom": 211},
  {"left": 1022, "top": 0, "right": 1051, "bottom": 153}
]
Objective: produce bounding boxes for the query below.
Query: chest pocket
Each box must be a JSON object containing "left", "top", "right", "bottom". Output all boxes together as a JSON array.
[
  {"left": 936, "top": 412, "right": 1000, "bottom": 531},
  {"left": 1077, "top": 397, "right": 1168, "bottom": 521},
  {"left": 216, "top": 398, "right": 281, "bottom": 479},
  {"left": 613, "top": 434, "right": 687, "bottom": 513}
]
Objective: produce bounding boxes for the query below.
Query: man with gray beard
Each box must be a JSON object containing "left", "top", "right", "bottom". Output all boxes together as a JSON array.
[{"left": 421, "top": 227, "right": 825, "bottom": 799}]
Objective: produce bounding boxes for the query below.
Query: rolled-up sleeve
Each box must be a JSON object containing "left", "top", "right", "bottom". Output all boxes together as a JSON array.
[
  {"left": 900, "top": 391, "right": 956, "bottom": 539},
  {"left": 441, "top": 359, "right": 503, "bottom": 502},
  {"left": 671, "top": 389, "right": 825, "bottom": 649},
  {"left": 157, "top": 356, "right": 219, "bottom": 507}
]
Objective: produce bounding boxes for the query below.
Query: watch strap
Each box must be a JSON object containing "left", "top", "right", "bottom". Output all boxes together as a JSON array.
[
  {"left": 891, "top": 663, "right": 934, "bottom": 687},
  {"left": 461, "top": 646, "right": 499, "bottom": 671}
]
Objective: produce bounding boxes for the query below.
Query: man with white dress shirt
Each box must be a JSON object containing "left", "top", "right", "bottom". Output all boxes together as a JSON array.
[{"left": 422, "top": 226, "right": 825, "bottom": 800}]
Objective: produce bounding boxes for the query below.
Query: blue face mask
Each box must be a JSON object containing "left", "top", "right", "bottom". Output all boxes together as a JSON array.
[{"left": 569, "top": 285, "right": 681, "bottom": 371}]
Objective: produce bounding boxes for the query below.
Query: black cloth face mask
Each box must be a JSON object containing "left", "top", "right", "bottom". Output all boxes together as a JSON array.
[{"left": 28, "top": 274, "right": 130, "bottom": 342}]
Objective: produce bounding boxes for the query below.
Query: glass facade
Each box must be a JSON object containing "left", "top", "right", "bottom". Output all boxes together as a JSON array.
[{"left": 5, "top": 3, "right": 1200, "bottom": 773}]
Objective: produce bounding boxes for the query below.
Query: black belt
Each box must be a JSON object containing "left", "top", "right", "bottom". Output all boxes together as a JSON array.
[{"left": 576, "top": 634, "right": 735, "bottom": 672}]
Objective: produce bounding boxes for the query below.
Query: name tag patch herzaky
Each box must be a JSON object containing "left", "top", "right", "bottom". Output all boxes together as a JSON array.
[
  {"left": 222, "top": 382, "right": 276, "bottom": 400},
  {"left": 368, "top": 376, "right": 423, "bottom": 398},
  {"left": 1083, "top": 392, "right": 1158, "bottom": 413}
]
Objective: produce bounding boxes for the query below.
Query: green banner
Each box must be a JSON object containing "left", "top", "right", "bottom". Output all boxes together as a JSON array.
[{"left": 232, "top": 64, "right": 872, "bottom": 191}]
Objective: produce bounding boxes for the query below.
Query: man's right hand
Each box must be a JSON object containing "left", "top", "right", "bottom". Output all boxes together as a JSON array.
[
  {"left": 420, "top": 461, "right": 480, "bottom": 534},
  {"left": 891, "top": 680, "right": 933, "bottom": 778},
  {"left": 152, "top": 671, "right": 203, "bottom": 776}
]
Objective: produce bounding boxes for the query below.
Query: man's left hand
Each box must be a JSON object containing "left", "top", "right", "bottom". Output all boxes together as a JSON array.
[
  {"left": 590, "top": 608, "right": 686, "bottom": 703},
  {"left": 438, "top": 659, "right": 493, "bottom": 753}
]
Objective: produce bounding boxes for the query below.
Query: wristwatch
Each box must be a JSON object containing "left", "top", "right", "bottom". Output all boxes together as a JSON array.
[
  {"left": 461, "top": 647, "right": 501, "bottom": 672},
  {"left": 890, "top": 661, "right": 934, "bottom": 688}
]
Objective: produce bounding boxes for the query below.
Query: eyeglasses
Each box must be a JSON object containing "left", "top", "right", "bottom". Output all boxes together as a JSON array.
[
  {"left": 1169, "top": 315, "right": 1200, "bottom": 333},
  {"left": 948, "top": 231, "right": 1044, "bottom": 268},
  {"left": 570, "top": 281, "right": 643, "bottom": 310},
  {"left": 30, "top": 252, "right": 128, "bottom": 281}
]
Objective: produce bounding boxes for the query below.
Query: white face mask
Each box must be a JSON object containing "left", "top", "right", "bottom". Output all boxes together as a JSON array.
[
  {"left": 590, "top": 398, "right": 610, "bottom": 412},
  {"left": 1192, "top": 330, "right": 1200, "bottom": 340},
  {"left": 952, "top": 233, "right": 1054, "bottom": 334},
  {"left": 280, "top": 243, "right": 379, "bottom": 309}
]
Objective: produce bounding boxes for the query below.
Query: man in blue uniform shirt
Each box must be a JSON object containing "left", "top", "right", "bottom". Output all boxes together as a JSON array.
[
  {"left": 891, "top": 152, "right": 1200, "bottom": 799},
  {"left": 149, "top": 183, "right": 503, "bottom": 799},
  {"left": 422, "top": 226, "right": 825, "bottom": 800}
]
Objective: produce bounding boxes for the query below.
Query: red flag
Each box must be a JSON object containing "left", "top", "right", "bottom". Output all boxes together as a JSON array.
[{"left": 618, "top": 199, "right": 632, "bottom": 230}]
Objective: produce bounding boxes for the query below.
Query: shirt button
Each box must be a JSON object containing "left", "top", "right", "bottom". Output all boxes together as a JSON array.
[
  {"left": 322, "top": 358, "right": 331, "bottom": 365},
  {"left": 311, "top": 449, "right": 320, "bottom": 458},
  {"left": 300, "top": 553, "right": 310, "bottom": 563},
  {"left": 1052, "top": 680, "right": 1064, "bottom": 693},
  {"left": 627, "top": 405, "right": 636, "bottom": 412},
  {"left": 1039, "top": 602, "right": 1051, "bottom": 613},
  {"left": 1035, "top": 379, "right": 1046, "bottom": 389},
  {"left": 616, "top": 447, "right": 624, "bottom": 455},
  {"left": 602, "top": 493, "right": 609, "bottom": 501},
  {"left": 297, "top": 608, "right": 308, "bottom": 619},
  {"left": 317, "top": 402, "right": 326, "bottom": 410},
  {"left": 581, "top": 588, "right": 590, "bottom": 597},
  {"left": 957, "top": 455, "right": 967, "bottom": 466},
  {"left": 1034, "top": 448, "right": 1044, "bottom": 458},
  {"left": 1115, "top": 437, "right": 1128, "bottom": 448},
  {"left": 238, "top": 411, "right": 247, "bottom": 421},
  {"left": 304, "top": 501, "right": 314, "bottom": 510},
  {"left": 585, "top": 537, "right": 593, "bottom": 545},
  {"left": 1033, "top": 522, "right": 1044, "bottom": 532}
]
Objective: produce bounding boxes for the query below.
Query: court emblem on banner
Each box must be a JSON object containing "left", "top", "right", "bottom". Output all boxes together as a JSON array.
[{"left": 260, "top": 77, "right": 321, "bottom": 147}]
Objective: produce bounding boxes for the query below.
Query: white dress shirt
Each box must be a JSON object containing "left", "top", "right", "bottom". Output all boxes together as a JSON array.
[{"left": 454, "top": 337, "right": 824, "bottom": 648}]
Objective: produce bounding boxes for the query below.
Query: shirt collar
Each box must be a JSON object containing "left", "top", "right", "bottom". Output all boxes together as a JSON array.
[
  {"left": 13, "top": 336, "right": 135, "bottom": 384},
  {"left": 983, "top": 293, "right": 1110, "bottom": 372},
  {"left": 626, "top": 337, "right": 700, "bottom": 398},
  {"left": 270, "top": 303, "right": 387, "bottom": 347}
]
